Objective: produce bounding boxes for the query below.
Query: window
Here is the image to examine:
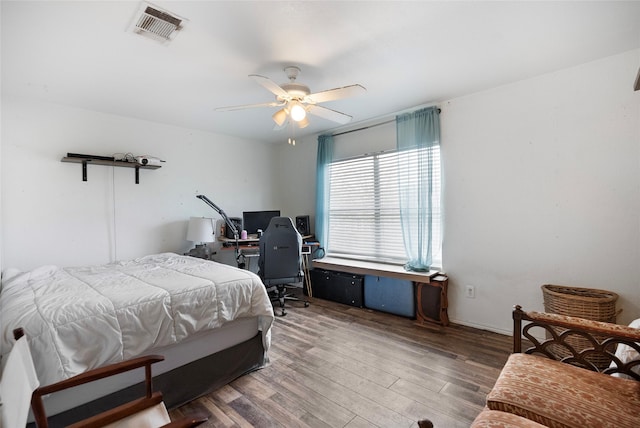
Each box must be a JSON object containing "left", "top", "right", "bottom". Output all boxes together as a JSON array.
[{"left": 327, "top": 146, "right": 441, "bottom": 266}]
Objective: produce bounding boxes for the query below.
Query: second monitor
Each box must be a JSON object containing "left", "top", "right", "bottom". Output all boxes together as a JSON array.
[{"left": 242, "top": 210, "right": 281, "bottom": 235}]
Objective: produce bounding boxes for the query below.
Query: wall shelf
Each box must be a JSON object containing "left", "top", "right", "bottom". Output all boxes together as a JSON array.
[{"left": 61, "top": 157, "right": 161, "bottom": 184}]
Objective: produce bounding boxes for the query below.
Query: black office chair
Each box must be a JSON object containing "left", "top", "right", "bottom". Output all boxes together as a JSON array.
[{"left": 258, "top": 216, "right": 309, "bottom": 316}]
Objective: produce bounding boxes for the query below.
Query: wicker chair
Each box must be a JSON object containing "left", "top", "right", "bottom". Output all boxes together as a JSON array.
[{"left": 472, "top": 306, "right": 640, "bottom": 427}]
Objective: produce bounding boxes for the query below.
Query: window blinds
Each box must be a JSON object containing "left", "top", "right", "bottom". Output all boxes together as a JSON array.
[{"left": 327, "top": 146, "right": 441, "bottom": 265}]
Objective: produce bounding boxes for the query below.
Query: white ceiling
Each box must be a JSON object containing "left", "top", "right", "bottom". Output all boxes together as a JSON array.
[{"left": 2, "top": 1, "right": 639, "bottom": 144}]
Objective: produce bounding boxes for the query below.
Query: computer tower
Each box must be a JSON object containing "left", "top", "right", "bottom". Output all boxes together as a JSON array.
[
  {"left": 295, "top": 215, "right": 310, "bottom": 236},
  {"left": 308, "top": 269, "right": 364, "bottom": 307},
  {"left": 225, "top": 217, "right": 242, "bottom": 239}
]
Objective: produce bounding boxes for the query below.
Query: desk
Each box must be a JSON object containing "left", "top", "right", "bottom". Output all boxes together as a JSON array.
[
  {"left": 218, "top": 234, "right": 313, "bottom": 247},
  {"left": 218, "top": 236, "right": 318, "bottom": 295}
]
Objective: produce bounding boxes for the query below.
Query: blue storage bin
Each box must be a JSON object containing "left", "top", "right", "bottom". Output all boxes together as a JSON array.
[{"left": 364, "top": 275, "right": 416, "bottom": 318}]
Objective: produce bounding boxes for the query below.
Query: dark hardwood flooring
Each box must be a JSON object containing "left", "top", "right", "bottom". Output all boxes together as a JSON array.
[{"left": 170, "top": 295, "right": 512, "bottom": 427}]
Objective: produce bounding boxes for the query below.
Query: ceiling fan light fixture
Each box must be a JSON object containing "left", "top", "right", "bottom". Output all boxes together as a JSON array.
[
  {"left": 216, "top": 66, "right": 365, "bottom": 132},
  {"left": 298, "top": 116, "right": 310, "bottom": 129},
  {"left": 272, "top": 108, "right": 288, "bottom": 126},
  {"left": 290, "top": 102, "right": 307, "bottom": 122}
]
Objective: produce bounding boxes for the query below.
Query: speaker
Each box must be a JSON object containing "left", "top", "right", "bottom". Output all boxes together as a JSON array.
[
  {"left": 295, "top": 215, "right": 310, "bottom": 236},
  {"left": 225, "top": 217, "right": 242, "bottom": 239}
]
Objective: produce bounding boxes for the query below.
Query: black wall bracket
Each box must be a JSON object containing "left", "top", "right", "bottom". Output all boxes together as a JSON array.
[{"left": 61, "top": 156, "right": 161, "bottom": 183}]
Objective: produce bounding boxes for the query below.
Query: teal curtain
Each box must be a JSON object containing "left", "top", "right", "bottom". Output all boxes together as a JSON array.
[
  {"left": 396, "top": 107, "right": 440, "bottom": 271},
  {"left": 315, "top": 134, "right": 334, "bottom": 248}
]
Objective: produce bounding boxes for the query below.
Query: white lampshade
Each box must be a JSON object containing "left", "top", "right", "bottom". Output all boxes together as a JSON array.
[
  {"left": 272, "top": 108, "right": 288, "bottom": 127},
  {"left": 186, "top": 217, "right": 215, "bottom": 243},
  {"left": 297, "top": 116, "right": 309, "bottom": 129}
]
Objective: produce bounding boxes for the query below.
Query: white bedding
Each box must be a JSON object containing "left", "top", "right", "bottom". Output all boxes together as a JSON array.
[
  {"left": 0, "top": 253, "right": 274, "bottom": 386},
  {"left": 610, "top": 318, "right": 640, "bottom": 379}
]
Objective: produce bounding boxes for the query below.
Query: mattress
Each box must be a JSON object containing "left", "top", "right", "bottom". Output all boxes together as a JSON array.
[{"left": 0, "top": 253, "right": 275, "bottom": 387}]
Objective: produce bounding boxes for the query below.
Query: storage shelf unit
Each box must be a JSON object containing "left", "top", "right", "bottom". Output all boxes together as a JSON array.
[
  {"left": 312, "top": 257, "right": 449, "bottom": 325},
  {"left": 308, "top": 269, "right": 364, "bottom": 307},
  {"left": 61, "top": 157, "right": 160, "bottom": 183}
]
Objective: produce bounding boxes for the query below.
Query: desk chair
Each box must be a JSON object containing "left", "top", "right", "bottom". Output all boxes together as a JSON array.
[
  {"left": 258, "top": 216, "right": 309, "bottom": 316},
  {"left": 0, "top": 328, "right": 208, "bottom": 428}
]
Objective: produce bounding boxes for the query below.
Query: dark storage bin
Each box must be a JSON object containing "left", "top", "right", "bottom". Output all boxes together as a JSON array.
[
  {"left": 308, "top": 269, "right": 364, "bottom": 307},
  {"left": 364, "top": 275, "right": 415, "bottom": 318},
  {"left": 415, "top": 276, "right": 449, "bottom": 326}
]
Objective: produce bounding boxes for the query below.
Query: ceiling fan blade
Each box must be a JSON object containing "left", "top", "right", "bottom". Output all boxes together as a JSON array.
[
  {"left": 216, "top": 101, "right": 283, "bottom": 112},
  {"left": 250, "top": 74, "right": 290, "bottom": 99},
  {"left": 307, "top": 104, "right": 353, "bottom": 124},
  {"left": 306, "top": 84, "right": 366, "bottom": 104}
]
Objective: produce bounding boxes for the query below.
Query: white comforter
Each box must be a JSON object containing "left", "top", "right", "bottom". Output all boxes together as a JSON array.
[{"left": 0, "top": 253, "right": 274, "bottom": 386}]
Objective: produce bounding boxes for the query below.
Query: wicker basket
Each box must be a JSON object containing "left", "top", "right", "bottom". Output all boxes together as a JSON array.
[{"left": 541, "top": 284, "right": 620, "bottom": 369}]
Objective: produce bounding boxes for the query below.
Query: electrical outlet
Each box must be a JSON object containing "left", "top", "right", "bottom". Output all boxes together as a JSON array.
[{"left": 465, "top": 285, "right": 476, "bottom": 298}]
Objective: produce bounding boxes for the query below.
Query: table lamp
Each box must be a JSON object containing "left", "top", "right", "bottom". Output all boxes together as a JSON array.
[
  {"left": 186, "top": 217, "right": 215, "bottom": 259},
  {"left": 195, "top": 195, "right": 244, "bottom": 268}
]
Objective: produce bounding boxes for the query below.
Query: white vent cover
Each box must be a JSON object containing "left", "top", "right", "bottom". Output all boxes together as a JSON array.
[{"left": 131, "top": 3, "right": 185, "bottom": 42}]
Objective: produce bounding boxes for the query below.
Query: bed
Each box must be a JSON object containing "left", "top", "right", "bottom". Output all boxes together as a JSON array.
[{"left": 0, "top": 252, "right": 275, "bottom": 426}]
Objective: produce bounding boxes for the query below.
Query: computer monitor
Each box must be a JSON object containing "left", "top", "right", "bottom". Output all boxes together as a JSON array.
[{"left": 242, "top": 210, "right": 281, "bottom": 235}]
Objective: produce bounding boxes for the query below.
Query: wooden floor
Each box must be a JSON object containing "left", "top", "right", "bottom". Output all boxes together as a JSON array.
[{"left": 170, "top": 295, "right": 512, "bottom": 428}]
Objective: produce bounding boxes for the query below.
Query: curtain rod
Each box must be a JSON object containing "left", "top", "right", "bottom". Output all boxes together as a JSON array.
[
  {"left": 332, "top": 119, "right": 394, "bottom": 137},
  {"left": 331, "top": 108, "right": 441, "bottom": 138}
]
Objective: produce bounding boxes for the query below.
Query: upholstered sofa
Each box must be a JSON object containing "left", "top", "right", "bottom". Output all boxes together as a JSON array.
[{"left": 471, "top": 306, "right": 640, "bottom": 428}]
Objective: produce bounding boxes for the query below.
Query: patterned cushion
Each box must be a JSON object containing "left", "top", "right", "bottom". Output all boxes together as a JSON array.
[
  {"left": 487, "top": 353, "right": 640, "bottom": 428},
  {"left": 471, "top": 409, "right": 547, "bottom": 427}
]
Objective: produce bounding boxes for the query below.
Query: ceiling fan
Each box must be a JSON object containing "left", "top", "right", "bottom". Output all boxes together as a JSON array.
[{"left": 216, "top": 66, "right": 366, "bottom": 130}]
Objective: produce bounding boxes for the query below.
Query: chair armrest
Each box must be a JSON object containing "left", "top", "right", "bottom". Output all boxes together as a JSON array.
[
  {"left": 513, "top": 305, "right": 640, "bottom": 379},
  {"left": 31, "top": 355, "right": 164, "bottom": 428},
  {"left": 11, "top": 327, "right": 209, "bottom": 428},
  {"left": 67, "top": 395, "right": 209, "bottom": 428},
  {"left": 160, "top": 413, "right": 209, "bottom": 428},
  {"left": 34, "top": 354, "right": 164, "bottom": 395}
]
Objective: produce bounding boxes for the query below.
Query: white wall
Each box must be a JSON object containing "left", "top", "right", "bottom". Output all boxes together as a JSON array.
[
  {"left": 1, "top": 96, "right": 277, "bottom": 270},
  {"left": 276, "top": 49, "right": 640, "bottom": 333},
  {"left": 271, "top": 135, "right": 319, "bottom": 231},
  {"left": 443, "top": 49, "right": 640, "bottom": 332}
]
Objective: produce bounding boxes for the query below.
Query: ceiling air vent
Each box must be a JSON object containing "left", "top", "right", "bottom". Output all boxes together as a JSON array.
[{"left": 131, "top": 3, "right": 185, "bottom": 42}]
